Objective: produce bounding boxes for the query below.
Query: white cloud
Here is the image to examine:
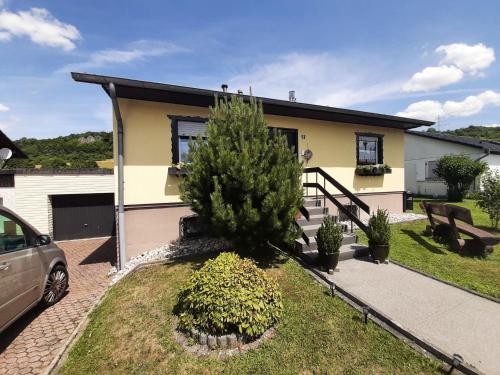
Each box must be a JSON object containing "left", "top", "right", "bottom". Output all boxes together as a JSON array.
[
  {"left": 482, "top": 124, "right": 500, "bottom": 128},
  {"left": 59, "top": 40, "right": 188, "bottom": 72},
  {"left": 403, "top": 65, "right": 463, "bottom": 92},
  {"left": 402, "top": 42, "right": 495, "bottom": 93},
  {"left": 436, "top": 43, "right": 495, "bottom": 73},
  {"left": 0, "top": 103, "right": 9, "bottom": 112},
  {"left": 0, "top": 7, "right": 80, "bottom": 51},
  {"left": 226, "top": 53, "right": 403, "bottom": 107},
  {"left": 396, "top": 90, "right": 500, "bottom": 121}
]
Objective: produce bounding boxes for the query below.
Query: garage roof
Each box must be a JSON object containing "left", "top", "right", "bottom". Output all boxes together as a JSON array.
[{"left": 72, "top": 72, "right": 434, "bottom": 130}]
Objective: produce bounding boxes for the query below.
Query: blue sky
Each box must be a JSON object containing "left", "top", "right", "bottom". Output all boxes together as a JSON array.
[{"left": 0, "top": 0, "right": 499, "bottom": 139}]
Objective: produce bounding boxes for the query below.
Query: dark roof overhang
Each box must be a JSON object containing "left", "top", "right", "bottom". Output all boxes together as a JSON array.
[
  {"left": 72, "top": 72, "right": 434, "bottom": 130},
  {"left": 0, "top": 130, "right": 27, "bottom": 158},
  {"left": 406, "top": 130, "right": 500, "bottom": 155}
]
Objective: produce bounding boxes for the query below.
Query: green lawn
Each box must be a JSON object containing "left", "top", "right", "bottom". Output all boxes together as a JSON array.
[
  {"left": 60, "top": 253, "right": 441, "bottom": 375},
  {"left": 359, "top": 197, "right": 500, "bottom": 299}
]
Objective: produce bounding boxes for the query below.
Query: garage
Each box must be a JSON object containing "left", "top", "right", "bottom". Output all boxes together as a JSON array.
[{"left": 52, "top": 193, "right": 115, "bottom": 241}]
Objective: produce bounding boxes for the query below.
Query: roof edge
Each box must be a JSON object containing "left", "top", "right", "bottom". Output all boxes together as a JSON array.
[{"left": 72, "top": 72, "right": 435, "bottom": 129}]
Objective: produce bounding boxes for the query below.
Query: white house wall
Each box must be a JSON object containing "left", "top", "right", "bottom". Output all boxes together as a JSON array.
[
  {"left": 14, "top": 174, "right": 114, "bottom": 235},
  {"left": 0, "top": 187, "right": 16, "bottom": 211},
  {"left": 484, "top": 154, "right": 500, "bottom": 174},
  {"left": 405, "top": 133, "right": 486, "bottom": 196}
]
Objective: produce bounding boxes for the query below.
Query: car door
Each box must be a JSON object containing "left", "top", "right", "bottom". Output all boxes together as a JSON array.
[{"left": 0, "top": 212, "right": 41, "bottom": 330}]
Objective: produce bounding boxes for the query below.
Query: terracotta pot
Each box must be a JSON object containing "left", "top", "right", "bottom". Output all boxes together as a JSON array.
[
  {"left": 369, "top": 243, "right": 390, "bottom": 262},
  {"left": 323, "top": 252, "right": 339, "bottom": 271}
]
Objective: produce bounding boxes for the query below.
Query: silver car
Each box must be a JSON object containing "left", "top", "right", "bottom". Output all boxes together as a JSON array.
[{"left": 0, "top": 206, "right": 68, "bottom": 334}]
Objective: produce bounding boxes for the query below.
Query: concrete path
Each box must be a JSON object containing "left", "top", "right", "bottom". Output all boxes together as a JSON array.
[
  {"left": 0, "top": 238, "right": 114, "bottom": 375},
  {"left": 328, "top": 257, "right": 500, "bottom": 375}
]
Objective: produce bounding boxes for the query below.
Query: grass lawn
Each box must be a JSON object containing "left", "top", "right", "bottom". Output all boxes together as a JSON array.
[
  {"left": 359, "top": 197, "right": 500, "bottom": 299},
  {"left": 60, "top": 253, "right": 441, "bottom": 375}
]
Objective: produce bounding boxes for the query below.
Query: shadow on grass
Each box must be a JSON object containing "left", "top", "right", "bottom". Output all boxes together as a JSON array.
[{"left": 400, "top": 229, "right": 446, "bottom": 255}]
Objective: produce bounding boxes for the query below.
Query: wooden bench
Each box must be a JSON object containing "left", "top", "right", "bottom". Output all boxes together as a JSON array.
[{"left": 421, "top": 201, "right": 499, "bottom": 254}]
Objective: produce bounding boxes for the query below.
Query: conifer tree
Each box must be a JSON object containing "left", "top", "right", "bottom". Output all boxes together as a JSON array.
[{"left": 180, "top": 96, "right": 303, "bottom": 250}]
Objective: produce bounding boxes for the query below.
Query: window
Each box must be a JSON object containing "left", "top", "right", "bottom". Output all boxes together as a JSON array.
[
  {"left": 356, "top": 133, "right": 383, "bottom": 165},
  {"left": 426, "top": 160, "right": 440, "bottom": 180},
  {"left": 169, "top": 116, "right": 208, "bottom": 164},
  {"left": 0, "top": 214, "right": 30, "bottom": 253},
  {"left": 269, "top": 127, "right": 298, "bottom": 154}
]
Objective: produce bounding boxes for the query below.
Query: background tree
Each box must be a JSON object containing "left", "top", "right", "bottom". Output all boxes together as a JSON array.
[
  {"left": 434, "top": 155, "right": 487, "bottom": 202},
  {"left": 180, "top": 96, "right": 303, "bottom": 250},
  {"left": 475, "top": 169, "right": 500, "bottom": 229}
]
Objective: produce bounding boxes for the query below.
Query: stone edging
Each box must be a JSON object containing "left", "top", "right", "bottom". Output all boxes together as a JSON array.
[
  {"left": 267, "top": 242, "right": 484, "bottom": 375},
  {"left": 45, "top": 249, "right": 220, "bottom": 375},
  {"left": 172, "top": 316, "right": 276, "bottom": 358},
  {"left": 389, "top": 259, "right": 500, "bottom": 304}
]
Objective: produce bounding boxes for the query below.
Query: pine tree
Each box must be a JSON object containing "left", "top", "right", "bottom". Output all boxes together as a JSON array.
[{"left": 180, "top": 96, "right": 303, "bottom": 250}]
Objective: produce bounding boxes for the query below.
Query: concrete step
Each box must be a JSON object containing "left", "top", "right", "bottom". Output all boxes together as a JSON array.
[
  {"left": 296, "top": 214, "right": 328, "bottom": 226},
  {"left": 303, "top": 198, "right": 322, "bottom": 207},
  {"left": 300, "top": 243, "right": 369, "bottom": 265},
  {"left": 305, "top": 206, "right": 328, "bottom": 216},
  {"left": 295, "top": 233, "right": 357, "bottom": 252}
]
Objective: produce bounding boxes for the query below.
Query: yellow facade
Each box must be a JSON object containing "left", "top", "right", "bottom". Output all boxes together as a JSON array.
[{"left": 114, "top": 98, "right": 405, "bottom": 206}]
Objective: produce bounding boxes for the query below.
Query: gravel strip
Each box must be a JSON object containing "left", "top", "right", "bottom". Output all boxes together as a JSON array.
[
  {"left": 340, "top": 212, "right": 427, "bottom": 229},
  {"left": 108, "top": 237, "right": 229, "bottom": 285}
]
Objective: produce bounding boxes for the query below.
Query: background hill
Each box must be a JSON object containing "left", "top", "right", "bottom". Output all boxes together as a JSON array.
[
  {"left": 427, "top": 125, "right": 500, "bottom": 141},
  {"left": 7, "top": 131, "right": 113, "bottom": 169}
]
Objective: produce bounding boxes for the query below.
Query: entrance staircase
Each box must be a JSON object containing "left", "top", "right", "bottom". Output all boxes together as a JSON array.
[{"left": 295, "top": 167, "right": 370, "bottom": 265}]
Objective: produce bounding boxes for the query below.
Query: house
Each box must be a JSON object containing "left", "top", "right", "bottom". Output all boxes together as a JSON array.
[
  {"left": 405, "top": 130, "right": 500, "bottom": 197},
  {"left": 0, "top": 169, "right": 115, "bottom": 241},
  {"left": 72, "top": 72, "right": 433, "bottom": 267}
]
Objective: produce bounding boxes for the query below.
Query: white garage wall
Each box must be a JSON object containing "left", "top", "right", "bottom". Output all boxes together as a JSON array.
[{"left": 14, "top": 173, "right": 114, "bottom": 235}]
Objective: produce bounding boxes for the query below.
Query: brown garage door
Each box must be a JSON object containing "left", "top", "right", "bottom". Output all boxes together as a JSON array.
[{"left": 52, "top": 193, "right": 115, "bottom": 241}]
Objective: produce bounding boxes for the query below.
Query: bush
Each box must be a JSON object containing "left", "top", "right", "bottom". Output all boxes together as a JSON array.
[
  {"left": 175, "top": 252, "right": 283, "bottom": 338},
  {"left": 366, "top": 209, "right": 391, "bottom": 245},
  {"left": 434, "top": 155, "right": 487, "bottom": 202},
  {"left": 180, "top": 96, "right": 303, "bottom": 250},
  {"left": 475, "top": 169, "right": 500, "bottom": 229},
  {"left": 315, "top": 216, "right": 343, "bottom": 255}
]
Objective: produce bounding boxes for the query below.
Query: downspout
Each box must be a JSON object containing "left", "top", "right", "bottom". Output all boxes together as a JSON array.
[
  {"left": 473, "top": 148, "right": 491, "bottom": 191},
  {"left": 108, "top": 82, "right": 126, "bottom": 270}
]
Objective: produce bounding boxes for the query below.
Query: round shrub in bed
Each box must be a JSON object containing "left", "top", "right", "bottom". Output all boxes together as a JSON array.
[{"left": 175, "top": 252, "right": 283, "bottom": 339}]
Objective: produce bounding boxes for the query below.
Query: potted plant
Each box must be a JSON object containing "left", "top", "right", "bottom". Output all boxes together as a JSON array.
[
  {"left": 315, "top": 216, "right": 343, "bottom": 271},
  {"left": 366, "top": 209, "right": 391, "bottom": 262}
]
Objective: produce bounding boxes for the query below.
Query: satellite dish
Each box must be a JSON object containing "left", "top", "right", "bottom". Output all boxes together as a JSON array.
[{"left": 0, "top": 148, "right": 12, "bottom": 161}]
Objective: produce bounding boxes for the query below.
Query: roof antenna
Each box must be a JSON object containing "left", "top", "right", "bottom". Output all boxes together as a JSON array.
[{"left": 249, "top": 86, "right": 253, "bottom": 96}]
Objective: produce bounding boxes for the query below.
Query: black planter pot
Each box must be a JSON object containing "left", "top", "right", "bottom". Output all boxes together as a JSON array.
[
  {"left": 323, "top": 252, "right": 339, "bottom": 271},
  {"left": 369, "top": 243, "right": 390, "bottom": 262}
]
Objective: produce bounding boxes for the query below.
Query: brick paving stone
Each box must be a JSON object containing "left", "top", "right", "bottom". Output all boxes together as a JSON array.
[{"left": 0, "top": 237, "right": 115, "bottom": 375}]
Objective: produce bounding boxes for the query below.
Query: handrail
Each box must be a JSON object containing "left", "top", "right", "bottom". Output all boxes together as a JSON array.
[
  {"left": 303, "top": 182, "right": 367, "bottom": 232},
  {"left": 303, "top": 167, "right": 370, "bottom": 214}
]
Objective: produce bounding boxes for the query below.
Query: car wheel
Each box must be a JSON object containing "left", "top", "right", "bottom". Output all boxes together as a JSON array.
[{"left": 42, "top": 265, "right": 68, "bottom": 306}]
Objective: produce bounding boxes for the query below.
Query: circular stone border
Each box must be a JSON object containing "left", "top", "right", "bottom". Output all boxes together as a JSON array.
[{"left": 171, "top": 317, "right": 276, "bottom": 358}]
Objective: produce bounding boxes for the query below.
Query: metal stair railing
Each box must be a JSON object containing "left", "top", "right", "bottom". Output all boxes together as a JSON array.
[{"left": 303, "top": 167, "right": 369, "bottom": 233}]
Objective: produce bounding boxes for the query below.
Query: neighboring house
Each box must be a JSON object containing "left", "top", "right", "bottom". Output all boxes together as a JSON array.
[
  {"left": 72, "top": 72, "right": 433, "bottom": 264},
  {"left": 405, "top": 131, "right": 500, "bottom": 197},
  {"left": 0, "top": 169, "right": 115, "bottom": 241}
]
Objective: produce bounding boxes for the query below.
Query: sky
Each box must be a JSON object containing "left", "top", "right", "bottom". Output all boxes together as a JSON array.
[{"left": 0, "top": 0, "right": 500, "bottom": 139}]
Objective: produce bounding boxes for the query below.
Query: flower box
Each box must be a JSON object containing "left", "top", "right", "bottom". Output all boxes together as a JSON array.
[{"left": 355, "top": 164, "right": 392, "bottom": 176}]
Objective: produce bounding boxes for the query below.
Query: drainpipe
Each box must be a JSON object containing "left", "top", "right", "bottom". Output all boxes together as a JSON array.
[
  {"left": 473, "top": 148, "right": 491, "bottom": 191},
  {"left": 108, "top": 82, "right": 126, "bottom": 270}
]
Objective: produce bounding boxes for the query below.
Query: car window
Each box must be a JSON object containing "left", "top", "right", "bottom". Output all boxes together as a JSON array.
[{"left": 0, "top": 213, "right": 30, "bottom": 254}]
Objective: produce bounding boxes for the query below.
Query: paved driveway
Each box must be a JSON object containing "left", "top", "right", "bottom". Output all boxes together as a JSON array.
[{"left": 0, "top": 237, "right": 115, "bottom": 375}]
